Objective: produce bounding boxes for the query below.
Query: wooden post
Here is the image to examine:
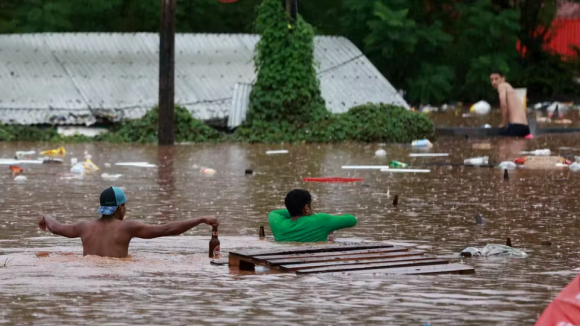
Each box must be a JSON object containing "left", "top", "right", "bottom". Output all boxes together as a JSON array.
[{"left": 158, "top": 0, "right": 176, "bottom": 145}]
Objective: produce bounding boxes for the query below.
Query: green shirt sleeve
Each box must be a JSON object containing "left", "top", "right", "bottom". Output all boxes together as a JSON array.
[{"left": 315, "top": 213, "right": 358, "bottom": 233}]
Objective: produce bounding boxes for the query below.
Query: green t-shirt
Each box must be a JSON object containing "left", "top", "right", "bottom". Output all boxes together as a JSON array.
[{"left": 268, "top": 209, "right": 358, "bottom": 242}]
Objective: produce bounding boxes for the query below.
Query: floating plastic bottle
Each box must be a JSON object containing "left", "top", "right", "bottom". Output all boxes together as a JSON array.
[
  {"left": 389, "top": 161, "right": 408, "bottom": 168},
  {"left": 15, "top": 151, "right": 36, "bottom": 159},
  {"left": 521, "top": 149, "right": 551, "bottom": 156},
  {"left": 464, "top": 156, "right": 489, "bottom": 166},
  {"left": 411, "top": 139, "right": 433, "bottom": 148}
]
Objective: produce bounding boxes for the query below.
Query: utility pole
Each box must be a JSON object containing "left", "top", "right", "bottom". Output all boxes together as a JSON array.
[{"left": 158, "top": 0, "right": 176, "bottom": 145}]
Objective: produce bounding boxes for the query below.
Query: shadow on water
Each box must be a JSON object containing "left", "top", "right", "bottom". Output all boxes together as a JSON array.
[{"left": 2, "top": 137, "right": 580, "bottom": 325}]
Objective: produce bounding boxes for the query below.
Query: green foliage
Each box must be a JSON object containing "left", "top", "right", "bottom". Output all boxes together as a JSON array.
[
  {"left": 0, "top": 125, "right": 93, "bottom": 142},
  {"left": 239, "top": 0, "right": 329, "bottom": 139},
  {"left": 338, "top": 103, "right": 434, "bottom": 143},
  {"left": 97, "top": 106, "right": 220, "bottom": 143}
]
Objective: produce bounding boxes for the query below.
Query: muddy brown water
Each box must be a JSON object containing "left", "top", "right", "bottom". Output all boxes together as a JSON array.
[{"left": 2, "top": 137, "right": 580, "bottom": 325}]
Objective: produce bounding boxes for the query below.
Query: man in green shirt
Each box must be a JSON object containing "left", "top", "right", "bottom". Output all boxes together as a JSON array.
[{"left": 268, "top": 189, "right": 358, "bottom": 242}]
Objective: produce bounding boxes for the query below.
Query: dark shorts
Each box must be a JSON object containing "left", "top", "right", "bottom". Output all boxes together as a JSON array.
[{"left": 500, "top": 124, "right": 530, "bottom": 137}]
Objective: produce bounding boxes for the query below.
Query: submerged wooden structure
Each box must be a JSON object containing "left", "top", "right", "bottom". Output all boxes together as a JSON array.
[{"left": 229, "top": 243, "right": 474, "bottom": 275}]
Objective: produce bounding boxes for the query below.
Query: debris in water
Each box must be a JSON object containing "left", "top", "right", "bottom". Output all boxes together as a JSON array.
[
  {"left": 475, "top": 213, "right": 484, "bottom": 225},
  {"left": 266, "top": 150, "right": 289, "bottom": 155},
  {"left": 504, "top": 169, "right": 509, "bottom": 181},
  {"left": 14, "top": 175, "right": 27, "bottom": 182},
  {"left": 40, "top": 146, "right": 66, "bottom": 157},
  {"left": 201, "top": 168, "right": 216, "bottom": 176},
  {"left": 375, "top": 149, "right": 387, "bottom": 157},
  {"left": 393, "top": 195, "right": 399, "bottom": 206},
  {"left": 245, "top": 169, "right": 253, "bottom": 175},
  {"left": 460, "top": 244, "right": 527, "bottom": 258},
  {"left": 541, "top": 240, "right": 552, "bottom": 246}
]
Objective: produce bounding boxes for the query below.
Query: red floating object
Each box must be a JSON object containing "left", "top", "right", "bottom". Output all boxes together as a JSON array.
[
  {"left": 302, "top": 177, "right": 364, "bottom": 183},
  {"left": 535, "top": 273, "right": 580, "bottom": 325}
]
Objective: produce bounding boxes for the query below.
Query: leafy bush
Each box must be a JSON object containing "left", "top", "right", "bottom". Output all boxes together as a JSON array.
[
  {"left": 0, "top": 125, "right": 93, "bottom": 142},
  {"left": 97, "top": 106, "right": 220, "bottom": 143},
  {"left": 338, "top": 103, "right": 434, "bottom": 143}
]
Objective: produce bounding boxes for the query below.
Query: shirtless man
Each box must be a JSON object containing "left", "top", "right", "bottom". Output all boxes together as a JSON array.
[
  {"left": 38, "top": 187, "right": 219, "bottom": 258},
  {"left": 490, "top": 69, "right": 530, "bottom": 137}
]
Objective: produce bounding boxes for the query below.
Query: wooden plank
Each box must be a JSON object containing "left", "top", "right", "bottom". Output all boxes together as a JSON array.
[
  {"left": 330, "top": 263, "right": 475, "bottom": 276},
  {"left": 295, "top": 259, "right": 448, "bottom": 274},
  {"left": 229, "top": 243, "right": 394, "bottom": 258},
  {"left": 278, "top": 252, "right": 429, "bottom": 271},
  {"left": 266, "top": 248, "right": 413, "bottom": 266},
  {"left": 252, "top": 247, "right": 409, "bottom": 261}
]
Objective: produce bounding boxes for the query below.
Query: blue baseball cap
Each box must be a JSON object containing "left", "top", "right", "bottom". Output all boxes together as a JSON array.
[{"left": 97, "top": 187, "right": 126, "bottom": 215}]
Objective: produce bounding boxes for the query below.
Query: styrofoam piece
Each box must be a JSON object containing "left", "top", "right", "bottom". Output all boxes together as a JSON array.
[
  {"left": 0, "top": 159, "right": 43, "bottom": 165},
  {"left": 266, "top": 150, "right": 289, "bottom": 155},
  {"left": 115, "top": 162, "right": 157, "bottom": 168},
  {"left": 342, "top": 165, "right": 391, "bottom": 170},
  {"left": 409, "top": 153, "right": 449, "bottom": 157},
  {"left": 381, "top": 168, "right": 431, "bottom": 173}
]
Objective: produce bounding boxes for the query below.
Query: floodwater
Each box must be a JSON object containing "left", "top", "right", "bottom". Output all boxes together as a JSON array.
[{"left": 2, "top": 136, "right": 580, "bottom": 325}]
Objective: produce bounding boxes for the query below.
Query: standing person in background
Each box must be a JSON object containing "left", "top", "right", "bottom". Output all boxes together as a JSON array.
[
  {"left": 268, "top": 189, "right": 357, "bottom": 242},
  {"left": 490, "top": 69, "right": 530, "bottom": 137}
]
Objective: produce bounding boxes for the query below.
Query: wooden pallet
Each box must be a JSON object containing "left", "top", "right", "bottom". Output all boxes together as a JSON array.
[{"left": 228, "top": 243, "right": 474, "bottom": 275}]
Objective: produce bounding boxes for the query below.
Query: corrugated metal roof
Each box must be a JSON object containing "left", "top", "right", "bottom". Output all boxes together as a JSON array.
[
  {"left": 228, "top": 83, "right": 253, "bottom": 128},
  {"left": 0, "top": 33, "right": 408, "bottom": 126}
]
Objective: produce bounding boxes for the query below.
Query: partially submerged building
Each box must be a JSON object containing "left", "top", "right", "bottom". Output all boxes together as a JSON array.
[{"left": 0, "top": 33, "right": 408, "bottom": 127}]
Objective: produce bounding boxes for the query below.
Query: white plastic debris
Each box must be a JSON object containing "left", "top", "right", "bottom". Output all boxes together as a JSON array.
[
  {"left": 409, "top": 153, "right": 449, "bottom": 157},
  {"left": 266, "top": 150, "right": 289, "bottom": 155},
  {"left": 101, "top": 173, "right": 123, "bottom": 180},
  {"left": 380, "top": 168, "right": 430, "bottom": 173},
  {"left": 104, "top": 163, "right": 111, "bottom": 168},
  {"left": 70, "top": 158, "right": 78, "bottom": 165},
  {"left": 521, "top": 149, "right": 551, "bottom": 156},
  {"left": 342, "top": 165, "right": 390, "bottom": 170},
  {"left": 71, "top": 163, "right": 85, "bottom": 175},
  {"left": 201, "top": 168, "right": 216, "bottom": 176},
  {"left": 461, "top": 244, "right": 527, "bottom": 258},
  {"left": 0, "top": 159, "right": 43, "bottom": 165},
  {"left": 411, "top": 139, "right": 433, "bottom": 148},
  {"left": 464, "top": 156, "right": 489, "bottom": 166},
  {"left": 498, "top": 161, "right": 517, "bottom": 170},
  {"left": 14, "top": 175, "right": 28, "bottom": 182},
  {"left": 470, "top": 101, "right": 491, "bottom": 115},
  {"left": 482, "top": 124, "right": 492, "bottom": 128},
  {"left": 15, "top": 151, "right": 36, "bottom": 159},
  {"left": 115, "top": 162, "right": 157, "bottom": 168},
  {"left": 569, "top": 162, "right": 580, "bottom": 172},
  {"left": 375, "top": 149, "right": 387, "bottom": 157}
]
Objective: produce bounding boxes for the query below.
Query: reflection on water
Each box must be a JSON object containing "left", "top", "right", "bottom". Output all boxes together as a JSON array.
[{"left": 2, "top": 137, "right": 580, "bottom": 325}]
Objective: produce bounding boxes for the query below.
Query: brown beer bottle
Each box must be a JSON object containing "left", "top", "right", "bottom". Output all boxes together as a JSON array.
[{"left": 209, "top": 226, "right": 220, "bottom": 259}]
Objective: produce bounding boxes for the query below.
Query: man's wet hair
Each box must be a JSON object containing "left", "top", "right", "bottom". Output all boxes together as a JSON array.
[
  {"left": 490, "top": 69, "right": 504, "bottom": 77},
  {"left": 285, "top": 189, "right": 312, "bottom": 216}
]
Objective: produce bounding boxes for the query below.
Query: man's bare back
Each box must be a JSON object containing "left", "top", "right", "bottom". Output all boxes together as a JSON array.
[
  {"left": 39, "top": 187, "right": 219, "bottom": 258},
  {"left": 39, "top": 214, "right": 219, "bottom": 258},
  {"left": 497, "top": 82, "right": 528, "bottom": 126}
]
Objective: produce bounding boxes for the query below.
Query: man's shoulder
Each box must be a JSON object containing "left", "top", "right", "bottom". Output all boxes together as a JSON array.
[{"left": 499, "top": 82, "right": 514, "bottom": 91}]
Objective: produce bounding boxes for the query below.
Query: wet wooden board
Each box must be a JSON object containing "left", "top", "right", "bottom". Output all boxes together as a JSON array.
[
  {"left": 252, "top": 247, "right": 405, "bottom": 261},
  {"left": 278, "top": 251, "right": 428, "bottom": 271},
  {"left": 228, "top": 242, "right": 474, "bottom": 275},
  {"left": 266, "top": 248, "right": 412, "bottom": 266},
  {"left": 295, "top": 259, "right": 448, "bottom": 274},
  {"left": 230, "top": 243, "right": 394, "bottom": 258},
  {"left": 331, "top": 263, "right": 475, "bottom": 276}
]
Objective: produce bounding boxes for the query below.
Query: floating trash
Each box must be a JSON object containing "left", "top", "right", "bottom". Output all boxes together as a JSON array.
[
  {"left": 464, "top": 156, "right": 489, "bottom": 166},
  {"left": 201, "top": 168, "right": 216, "bottom": 176},
  {"left": 411, "top": 139, "right": 433, "bottom": 148},
  {"left": 342, "top": 165, "right": 390, "bottom": 170},
  {"left": 460, "top": 244, "right": 527, "bottom": 258},
  {"left": 303, "top": 177, "right": 364, "bottom": 183},
  {"left": 498, "top": 161, "right": 517, "bottom": 170},
  {"left": 115, "top": 162, "right": 157, "bottom": 168},
  {"left": 40, "top": 146, "right": 66, "bottom": 157},
  {"left": 266, "top": 150, "right": 289, "bottom": 155},
  {"left": 15, "top": 151, "right": 36, "bottom": 159},
  {"left": 101, "top": 173, "right": 122, "bottom": 180},
  {"left": 381, "top": 168, "right": 430, "bottom": 173},
  {"left": 470, "top": 101, "right": 491, "bottom": 115},
  {"left": 14, "top": 175, "right": 27, "bottom": 182},
  {"left": 409, "top": 153, "right": 449, "bottom": 157},
  {"left": 375, "top": 149, "right": 387, "bottom": 157},
  {"left": 521, "top": 149, "right": 551, "bottom": 156}
]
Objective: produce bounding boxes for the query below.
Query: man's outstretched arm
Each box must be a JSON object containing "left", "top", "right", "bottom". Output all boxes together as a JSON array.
[
  {"left": 39, "top": 214, "right": 87, "bottom": 238},
  {"left": 125, "top": 216, "right": 219, "bottom": 239}
]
